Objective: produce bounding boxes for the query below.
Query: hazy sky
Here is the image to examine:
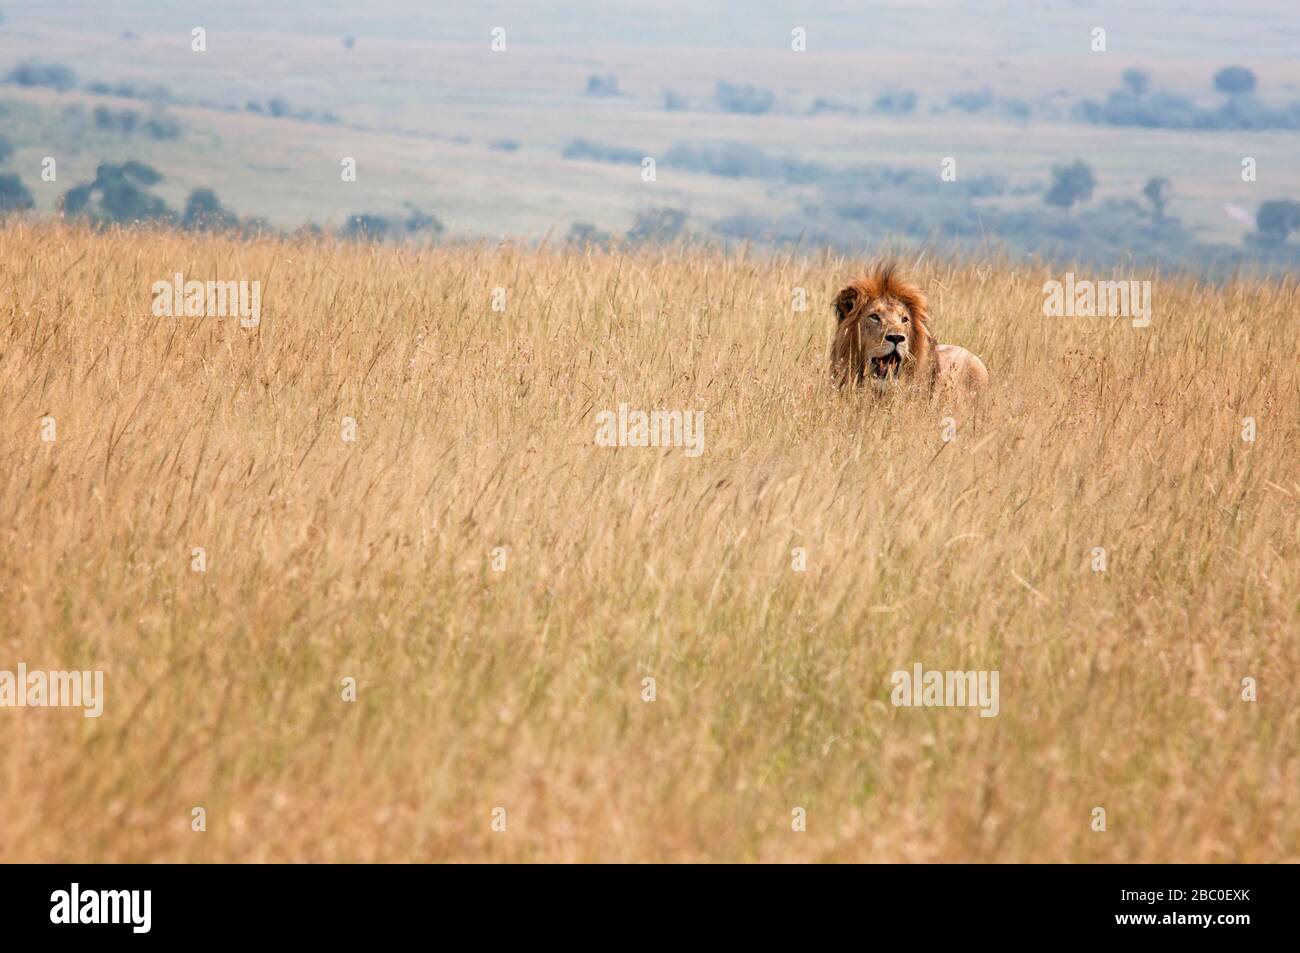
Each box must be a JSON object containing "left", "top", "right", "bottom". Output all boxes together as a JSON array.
[{"left": 7, "top": 0, "right": 1300, "bottom": 58}]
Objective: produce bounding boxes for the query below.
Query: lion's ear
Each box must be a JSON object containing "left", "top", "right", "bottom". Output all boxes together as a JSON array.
[{"left": 834, "top": 286, "right": 859, "bottom": 323}]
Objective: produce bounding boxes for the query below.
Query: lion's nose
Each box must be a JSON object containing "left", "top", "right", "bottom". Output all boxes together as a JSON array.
[{"left": 885, "top": 333, "right": 905, "bottom": 344}]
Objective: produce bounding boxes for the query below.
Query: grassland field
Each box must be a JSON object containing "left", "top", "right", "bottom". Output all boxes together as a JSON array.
[{"left": 0, "top": 222, "right": 1295, "bottom": 861}]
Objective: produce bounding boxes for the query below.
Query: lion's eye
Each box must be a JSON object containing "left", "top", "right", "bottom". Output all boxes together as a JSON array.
[
  {"left": 902, "top": 316, "right": 910, "bottom": 323},
  {"left": 868, "top": 313, "right": 881, "bottom": 322}
]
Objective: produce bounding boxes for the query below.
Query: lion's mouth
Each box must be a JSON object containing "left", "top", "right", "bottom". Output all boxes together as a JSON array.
[{"left": 870, "top": 351, "right": 903, "bottom": 380}]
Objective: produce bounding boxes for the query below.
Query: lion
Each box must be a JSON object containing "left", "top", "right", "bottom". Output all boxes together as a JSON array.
[{"left": 831, "top": 265, "right": 988, "bottom": 393}]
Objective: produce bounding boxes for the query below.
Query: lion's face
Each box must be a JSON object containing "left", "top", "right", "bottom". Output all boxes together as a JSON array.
[
  {"left": 844, "top": 294, "right": 915, "bottom": 385},
  {"left": 831, "top": 266, "right": 933, "bottom": 390}
]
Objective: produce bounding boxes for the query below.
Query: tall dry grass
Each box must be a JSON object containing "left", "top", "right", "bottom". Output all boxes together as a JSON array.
[{"left": 0, "top": 222, "right": 1296, "bottom": 862}]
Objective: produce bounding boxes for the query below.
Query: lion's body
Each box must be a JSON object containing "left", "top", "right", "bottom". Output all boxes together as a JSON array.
[
  {"left": 831, "top": 265, "right": 987, "bottom": 395},
  {"left": 934, "top": 343, "right": 989, "bottom": 391}
]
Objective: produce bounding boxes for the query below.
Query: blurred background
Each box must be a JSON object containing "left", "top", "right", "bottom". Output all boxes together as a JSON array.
[{"left": 1, "top": 0, "right": 1298, "bottom": 272}]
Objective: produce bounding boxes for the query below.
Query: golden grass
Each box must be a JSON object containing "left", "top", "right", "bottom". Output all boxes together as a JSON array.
[{"left": 0, "top": 222, "right": 1296, "bottom": 862}]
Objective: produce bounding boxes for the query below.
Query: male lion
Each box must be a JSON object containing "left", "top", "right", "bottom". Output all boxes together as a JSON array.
[{"left": 831, "top": 265, "right": 988, "bottom": 393}]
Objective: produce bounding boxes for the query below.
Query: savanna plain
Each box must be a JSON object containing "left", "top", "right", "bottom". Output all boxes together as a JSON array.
[{"left": 0, "top": 224, "right": 1296, "bottom": 862}]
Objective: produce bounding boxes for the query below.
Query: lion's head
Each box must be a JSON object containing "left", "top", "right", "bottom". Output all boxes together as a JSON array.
[{"left": 831, "top": 265, "right": 934, "bottom": 390}]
